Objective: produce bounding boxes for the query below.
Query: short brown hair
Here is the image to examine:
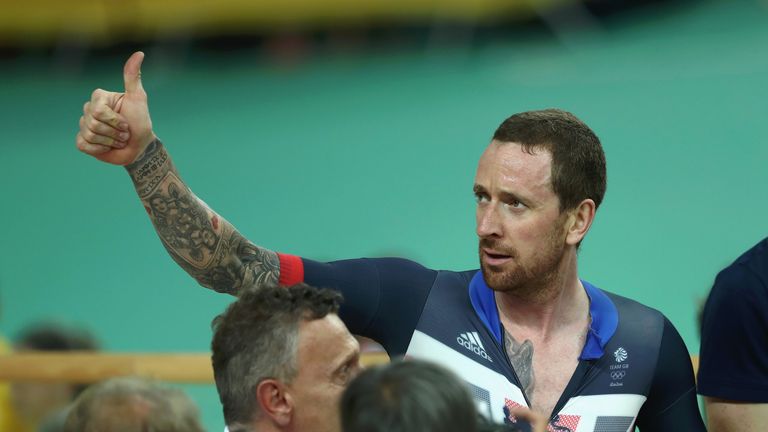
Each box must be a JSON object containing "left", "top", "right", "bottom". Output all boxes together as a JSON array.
[
  {"left": 211, "top": 283, "right": 342, "bottom": 429},
  {"left": 493, "top": 109, "right": 607, "bottom": 211}
]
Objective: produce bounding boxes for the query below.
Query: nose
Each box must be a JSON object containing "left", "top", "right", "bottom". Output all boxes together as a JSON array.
[{"left": 476, "top": 204, "right": 502, "bottom": 238}]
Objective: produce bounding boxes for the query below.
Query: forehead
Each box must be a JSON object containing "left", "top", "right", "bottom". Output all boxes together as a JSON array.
[
  {"left": 295, "top": 315, "right": 356, "bottom": 371},
  {"left": 475, "top": 141, "right": 554, "bottom": 196}
]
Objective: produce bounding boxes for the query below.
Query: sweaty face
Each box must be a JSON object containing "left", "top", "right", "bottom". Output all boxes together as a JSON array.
[
  {"left": 474, "top": 141, "right": 568, "bottom": 299},
  {"left": 288, "top": 314, "right": 361, "bottom": 432}
]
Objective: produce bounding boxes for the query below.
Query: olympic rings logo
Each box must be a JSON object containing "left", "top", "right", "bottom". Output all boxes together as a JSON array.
[{"left": 610, "top": 371, "right": 626, "bottom": 380}]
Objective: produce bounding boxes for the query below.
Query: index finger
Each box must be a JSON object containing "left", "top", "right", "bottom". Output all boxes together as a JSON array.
[{"left": 84, "top": 100, "right": 128, "bottom": 131}]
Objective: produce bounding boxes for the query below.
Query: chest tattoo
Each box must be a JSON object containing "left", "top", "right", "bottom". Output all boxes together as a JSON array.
[{"left": 505, "top": 330, "right": 535, "bottom": 399}]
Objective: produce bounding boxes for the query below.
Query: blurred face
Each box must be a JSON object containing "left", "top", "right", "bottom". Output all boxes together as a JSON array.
[
  {"left": 10, "top": 383, "right": 74, "bottom": 423},
  {"left": 474, "top": 141, "right": 569, "bottom": 298},
  {"left": 10, "top": 366, "right": 75, "bottom": 424},
  {"left": 288, "top": 314, "right": 361, "bottom": 432}
]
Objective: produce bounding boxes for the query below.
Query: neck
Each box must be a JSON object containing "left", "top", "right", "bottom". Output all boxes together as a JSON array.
[{"left": 495, "top": 252, "right": 589, "bottom": 341}]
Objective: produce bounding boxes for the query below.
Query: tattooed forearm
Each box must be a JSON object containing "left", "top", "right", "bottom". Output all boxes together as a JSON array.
[
  {"left": 125, "top": 140, "right": 279, "bottom": 294},
  {"left": 126, "top": 139, "right": 170, "bottom": 198},
  {"left": 505, "top": 331, "right": 535, "bottom": 399}
]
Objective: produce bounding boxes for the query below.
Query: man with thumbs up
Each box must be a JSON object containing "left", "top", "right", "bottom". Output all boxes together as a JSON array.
[{"left": 76, "top": 52, "right": 705, "bottom": 431}]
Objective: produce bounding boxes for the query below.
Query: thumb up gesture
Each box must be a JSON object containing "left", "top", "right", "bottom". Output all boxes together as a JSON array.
[{"left": 76, "top": 52, "right": 156, "bottom": 165}]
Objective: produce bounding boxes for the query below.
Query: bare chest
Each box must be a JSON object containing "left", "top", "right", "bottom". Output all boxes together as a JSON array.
[
  {"left": 504, "top": 331, "right": 585, "bottom": 417},
  {"left": 530, "top": 344, "right": 581, "bottom": 416}
]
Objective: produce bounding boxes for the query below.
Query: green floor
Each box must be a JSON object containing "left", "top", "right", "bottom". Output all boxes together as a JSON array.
[{"left": 1, "top": 0, "right": 767, "bottom": 428}]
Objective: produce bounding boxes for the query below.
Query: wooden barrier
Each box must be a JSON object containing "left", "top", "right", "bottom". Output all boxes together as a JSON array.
[
  {"left": 0, "top": 352, "right": 390, "bottom": 383},
  {"left": 0, "top": 352, "right": 695, "bottom": 383}
]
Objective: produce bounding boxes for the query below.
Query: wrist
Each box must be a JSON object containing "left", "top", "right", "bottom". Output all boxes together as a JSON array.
[
  {"left": 125, "top": 137, "right": 173, "bottom": 199},
  {"left": 126, "top": 135, "right": 161, "bottom": 171}
]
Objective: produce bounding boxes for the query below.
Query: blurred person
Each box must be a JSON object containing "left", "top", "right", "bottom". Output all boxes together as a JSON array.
[
  {"left": 4, "top": 323, "right": 98, "bottom": 432},
  {"left": 0, "top": 293, "right": 21, "bottom": 431},
  {"left": 341, "top": 359, "right": 547, "bottom": 432},
  {"left": 212, "top": 283, "right": 361, "bottom": 432},
  {"left": 63, "top": 376, "right": 204, "bottom": 432},
  {"left": 698, "top": 236, "right": 768, "bottom": 431},
  {"left": 76, "top": 52, "right": 704, "bottom": 430}
]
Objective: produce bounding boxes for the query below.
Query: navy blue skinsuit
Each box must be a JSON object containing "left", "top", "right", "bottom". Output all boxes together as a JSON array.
[
  {"left": 699, "top": 237, "right": 768, "bottom": 402},
  {"left": 278, "top": 255, "right": 705, "bottom": 431}
]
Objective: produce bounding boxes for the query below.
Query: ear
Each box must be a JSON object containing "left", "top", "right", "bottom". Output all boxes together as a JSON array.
[
  {"left": 255, "top": 379, "right": 293, "bottom": 427},
  {"left": 564, "top": 199, "right": 596, "bottom": 246}
]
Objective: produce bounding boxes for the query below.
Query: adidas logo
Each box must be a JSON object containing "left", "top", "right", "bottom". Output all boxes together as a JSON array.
[{"left": 457, "top": 331, "right": 493, "bottom": 362}]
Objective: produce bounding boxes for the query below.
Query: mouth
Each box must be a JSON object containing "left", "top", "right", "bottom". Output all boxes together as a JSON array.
[{"left": 481, "top": 248, "right": 513, "bottom": 266}]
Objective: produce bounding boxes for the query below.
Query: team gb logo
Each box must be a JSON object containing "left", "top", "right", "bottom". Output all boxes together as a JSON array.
[{"left": 614, "top": 347, "right": 628, "bottom": 363}]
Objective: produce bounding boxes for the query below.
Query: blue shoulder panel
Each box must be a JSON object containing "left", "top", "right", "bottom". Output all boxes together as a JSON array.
[
  {"left": 580, "top": 280, "right": 619, "bottom": 360},
  {"left": 468, "top": 271, "right": 503, "bottom": 344}
]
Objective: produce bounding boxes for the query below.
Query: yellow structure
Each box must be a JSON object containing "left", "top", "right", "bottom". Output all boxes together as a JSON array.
[{"left": 1, "top": 0, "right": 571, "bottom": 45}]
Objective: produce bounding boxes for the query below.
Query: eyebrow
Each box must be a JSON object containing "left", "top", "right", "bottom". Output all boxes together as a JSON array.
[{"left": 474, "top": 184, "right": 533, "bottom": 207}]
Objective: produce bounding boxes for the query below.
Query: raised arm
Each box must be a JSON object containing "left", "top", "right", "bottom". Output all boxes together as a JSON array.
[
  {"left": 125, "top": 139, "right": 279, "bottom": 293},
  {"left": 76, "top": 52, "right": 278, "bottom": 295}
]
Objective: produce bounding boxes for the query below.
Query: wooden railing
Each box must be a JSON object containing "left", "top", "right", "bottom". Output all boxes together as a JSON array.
[{"left": 0, "top": 352, "right": 390, "bottom": 383}]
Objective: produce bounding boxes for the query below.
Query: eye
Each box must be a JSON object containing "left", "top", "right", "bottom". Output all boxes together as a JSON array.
[
  {"left": 474, "top": 193, "right": 489, "bottom": 204},
  {"left": 340, "top": 358, "right": 363, "bottom": 384},
  {"left": 503, "top": 198, "right": 526, "bottom": 210},
  {"left": 338, "top": 365, "right": 349, "bottom": 379},
  {"left": 336, "top": 363, "right": 354, "bottom": 384}
]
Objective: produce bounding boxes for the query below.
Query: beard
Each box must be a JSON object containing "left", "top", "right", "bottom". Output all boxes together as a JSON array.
[{"left": 479, "top": 223, "right": 567, "bottom": 302}]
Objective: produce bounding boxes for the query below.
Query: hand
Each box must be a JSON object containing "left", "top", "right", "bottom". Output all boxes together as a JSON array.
[
  {"left": 506, "top": 406, "right": 548, "bottom": 432},
  {"left": 76, "top": 51, "right": 156, "bottom": 165}
]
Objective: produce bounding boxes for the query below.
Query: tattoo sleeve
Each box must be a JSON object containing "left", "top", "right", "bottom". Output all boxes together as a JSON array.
[
  {"left": 125, "top": 139, "right": 279, "bottom": 295},
  {"left": 505, "top": 330, "right": 536, "bottom": 399}
]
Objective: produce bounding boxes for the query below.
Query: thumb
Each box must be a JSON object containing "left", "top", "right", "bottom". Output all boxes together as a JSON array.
[{"left": 123, "top": 51, "right": 146, "bottom": 94}]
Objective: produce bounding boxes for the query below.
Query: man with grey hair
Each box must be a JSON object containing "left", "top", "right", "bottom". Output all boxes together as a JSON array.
[
  {"left": 62, "top": 376, "right": 204, "bottom": 432},
  {"left": 212, "top": 283, "right": 361, "bottom": 432}
]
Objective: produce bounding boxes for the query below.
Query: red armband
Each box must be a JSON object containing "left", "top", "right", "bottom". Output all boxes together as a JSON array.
[{"left": 278, "top": 253, "right": 305, "bottom": 286}]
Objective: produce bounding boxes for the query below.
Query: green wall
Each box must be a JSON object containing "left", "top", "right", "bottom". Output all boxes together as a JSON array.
[{"left": 1, "top": 0, "right": 767, "bottom": 429}]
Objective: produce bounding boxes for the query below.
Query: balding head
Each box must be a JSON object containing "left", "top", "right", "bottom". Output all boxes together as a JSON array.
[{"left": 63, "top": 377, "right": 204, "bottom": 432}]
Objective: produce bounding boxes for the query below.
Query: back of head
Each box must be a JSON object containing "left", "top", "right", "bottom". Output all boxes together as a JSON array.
[
  {"left": 15, "top": 321, "right": 100, "bottom": 393},
  {"left": 15, "top": 322, "right": 99, "bottom": 352},
  {"left": 341, "top": 359, "right": 479, "bottom": 432},
  {"left": 211, "top": 283, "right": 342, "bottom": 429},
  {"left": 493, "top": 109, "right": 606, "bottom": 212},
  {"left": 63, "top": 376, "right": 204, "bottom": 432}
]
